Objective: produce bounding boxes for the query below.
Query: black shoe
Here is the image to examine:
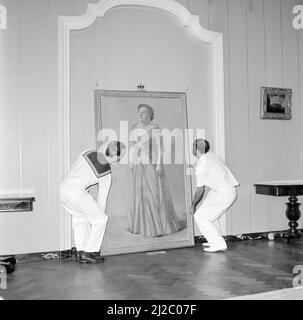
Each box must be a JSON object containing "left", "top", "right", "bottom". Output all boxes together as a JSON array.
[
  {"left": 78, "top": 251, "right": 105, "bottom": 264},
  {"left": 0, "top": 256, "right": 16, "bottom": 266},
  {"left": 0, "top": 260, "right": 15, "bottom": 273},
  {"left": 91, "top": 252, "right": 104, "bottom": 260}
]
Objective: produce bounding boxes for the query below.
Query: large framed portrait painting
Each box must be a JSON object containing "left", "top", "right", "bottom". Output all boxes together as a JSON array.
[{"left": 93, "top": 90, "right": 194, "bottom": 255}]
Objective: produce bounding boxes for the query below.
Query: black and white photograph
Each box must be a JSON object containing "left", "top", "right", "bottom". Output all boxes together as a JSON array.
[
  {"left": 1, "top": 0, "right": 303, "bottom": 307},
  {"left": 261, "top": 86, "right": 292, "bottom": 120}
]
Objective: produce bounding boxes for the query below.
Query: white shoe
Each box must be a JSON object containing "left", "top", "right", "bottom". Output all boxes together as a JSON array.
[
  {"left": 203, "top": 245, "right": 227, "bottom": 253},
  {"left": 202, "top": 242, "right": 211, "bottom": 247}
]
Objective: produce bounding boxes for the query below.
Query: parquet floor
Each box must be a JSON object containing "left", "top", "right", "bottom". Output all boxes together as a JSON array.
[{"left": 1, "top": 238, "right": 303, "bottom": 300}]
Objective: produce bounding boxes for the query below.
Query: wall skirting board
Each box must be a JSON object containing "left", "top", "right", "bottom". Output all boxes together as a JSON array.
[
  {"left": 196, "top": 229, "right": 303, "bottom": 244},
  {"left": 3, "top": 229, "right": 301, "bottom": 262}
]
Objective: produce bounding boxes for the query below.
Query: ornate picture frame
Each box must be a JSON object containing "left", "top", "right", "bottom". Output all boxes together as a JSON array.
[
  {"left": 93, "top": 89, "right": 194, "bottom": 256},
  {"left": 0, "top": 197, "right": 35, "bottom": 213},
  {"left": 261, "top": 87, "right": 292, "bottom": 120}
]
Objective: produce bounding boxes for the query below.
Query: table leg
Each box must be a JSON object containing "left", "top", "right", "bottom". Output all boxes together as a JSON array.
[{"left": 285, "top": 195, "right": 301, "bottom": 239}]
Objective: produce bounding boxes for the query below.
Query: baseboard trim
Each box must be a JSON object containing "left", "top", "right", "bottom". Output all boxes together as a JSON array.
[
  {"left": 2, "top": 229, "right": 302, "bottom": 262},
  {"left": 195, "top": 228, "right": 303, "bottom": 244}
]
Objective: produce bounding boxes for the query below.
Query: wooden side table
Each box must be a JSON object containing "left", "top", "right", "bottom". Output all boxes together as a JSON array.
[{"left": 254, "top": 181, "right": 303, "bottom": 242}]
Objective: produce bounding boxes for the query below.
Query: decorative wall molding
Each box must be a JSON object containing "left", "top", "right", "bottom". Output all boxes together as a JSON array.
[{"left": 58, "top": 0, "right": 226, "bottom": 249}]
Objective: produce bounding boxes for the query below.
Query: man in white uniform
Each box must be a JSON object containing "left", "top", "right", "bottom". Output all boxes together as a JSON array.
[
  {"left": 191, "top": 139, "right": 239, "bottom": 253},
  {"left": 60, "top": 141, "right": 126, "bottom": 264}
]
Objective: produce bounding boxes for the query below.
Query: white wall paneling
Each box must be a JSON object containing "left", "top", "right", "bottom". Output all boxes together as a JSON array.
[
  {"left": 0, "top": 0, "right": 77, "bottom": 255},
  {"left": 0, "top": 0, "right": 22, "bottom": 253},
  {"left": 206, "top": 0, "right": 233, "bottom": 234},
  {"left": 0, "top": 0, "right": 302, "bottom": 254},
  {"left": 246, "top": 0, "right": 269, "bottom": 233},
  {"left": 227, "top": 0, "right": 251, "bottom": 234}
]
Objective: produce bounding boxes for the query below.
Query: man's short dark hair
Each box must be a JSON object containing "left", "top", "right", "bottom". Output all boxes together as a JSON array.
[
  {"left": 105, "top": 141, "right": 125, "bottom": 157},
  {"left": 194, "top": 139, "right": 210, "bottom": 154}
]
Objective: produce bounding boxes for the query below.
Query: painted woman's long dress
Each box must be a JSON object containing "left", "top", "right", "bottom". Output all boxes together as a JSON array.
[{"left": 127, "top": 124, "right": 182, "bottom": 237}]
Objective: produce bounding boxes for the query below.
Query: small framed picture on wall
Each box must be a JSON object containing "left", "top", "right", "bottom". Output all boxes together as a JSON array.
[{"left": 261, "top": 87, "right": 292, "bottom": 120}]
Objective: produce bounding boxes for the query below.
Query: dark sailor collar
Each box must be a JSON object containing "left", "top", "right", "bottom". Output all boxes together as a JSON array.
[{"left": 83, "top": 150, "right": 111, "bottom": 178}]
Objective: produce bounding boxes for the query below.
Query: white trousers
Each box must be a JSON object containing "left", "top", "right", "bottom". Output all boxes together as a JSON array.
[
  {"left": 194, "top": 188, "right": 237, "bottom": 247},
  {"left": 60, "top": 182, "right": 108, "bottom": 253}
]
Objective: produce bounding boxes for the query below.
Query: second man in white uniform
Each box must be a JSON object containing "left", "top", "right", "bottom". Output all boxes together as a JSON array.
[{"left": 191, "top": 139, "right": 239, "bottom": 253}]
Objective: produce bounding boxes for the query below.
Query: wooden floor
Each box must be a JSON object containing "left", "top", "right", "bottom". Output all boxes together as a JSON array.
[{"left": 1, "top": 238, "right": 303, "bottom": 300}]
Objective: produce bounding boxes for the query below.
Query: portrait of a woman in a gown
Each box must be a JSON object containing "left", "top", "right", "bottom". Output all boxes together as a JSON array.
[{"left": 127, "top": 104, "right": 183, "bottom": 237}]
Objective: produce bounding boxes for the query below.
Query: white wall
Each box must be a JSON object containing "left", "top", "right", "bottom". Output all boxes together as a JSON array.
[
  {"left": 70, "top": 6, "right": 213, "bottom": 162},
  {"left": 0, "top": 0, "right": 303, "bottom": 254},
  {"left": 192, "top": 0, "right": 303, "bottom": 234},
  {"left": 0, "top": 0, "right": 79, "bottom": 254}
]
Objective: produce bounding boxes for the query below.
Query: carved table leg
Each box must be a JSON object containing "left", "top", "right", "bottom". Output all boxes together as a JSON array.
[{"left": 285, "top": 195, "right": 301, "bottom": 239}]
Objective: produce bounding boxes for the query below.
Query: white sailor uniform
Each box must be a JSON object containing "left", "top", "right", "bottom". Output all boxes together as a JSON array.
[
  {"left": 59, "top": 150, "right": 112, "bottom": 253},
  {"left": 194, "top": 152, "right": 239, "bottom": 249}
]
